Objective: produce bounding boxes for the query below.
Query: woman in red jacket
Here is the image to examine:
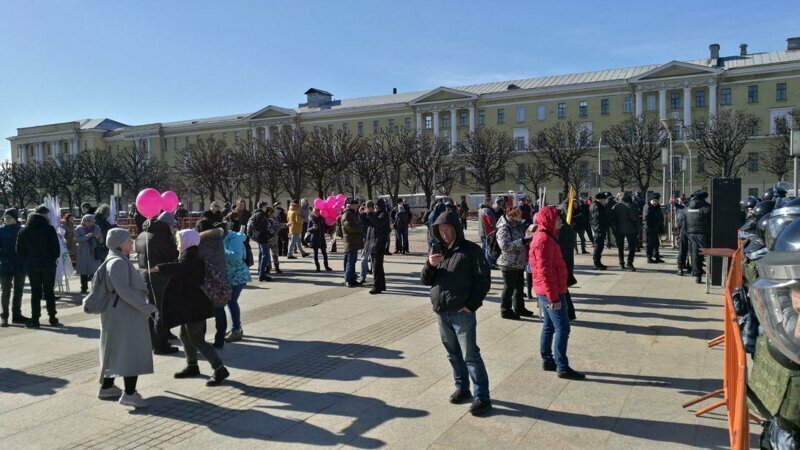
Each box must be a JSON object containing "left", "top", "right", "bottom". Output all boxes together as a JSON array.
[{"left": 529, "top": 206, "right": 585, "bottom": 380}]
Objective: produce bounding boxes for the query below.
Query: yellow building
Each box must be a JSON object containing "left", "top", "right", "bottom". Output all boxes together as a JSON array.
[{"left": 9, "top": 38, "right": 800, "bottom": 204}]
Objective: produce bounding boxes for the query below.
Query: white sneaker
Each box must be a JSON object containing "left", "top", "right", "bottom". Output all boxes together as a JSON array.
[
  {"left": 119, "top": 392, "right": 148, "bottom": 408},
  {"left": 98, "top": 385, "right": 122, "bottom": 399}
]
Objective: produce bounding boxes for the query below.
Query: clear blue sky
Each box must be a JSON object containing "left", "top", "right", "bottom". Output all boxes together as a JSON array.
[{"left": 1, "top": 0, "right": 797, "bottom": 159}]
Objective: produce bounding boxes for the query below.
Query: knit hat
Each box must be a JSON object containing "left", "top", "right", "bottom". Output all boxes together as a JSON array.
[
  {"left": 81, "top": 202, "right": 91, "bottom": 210},
  {"left": 106, "top": 228, "right": 131, "bottom": 251},
  {"left": 4, "top": 208, "right": 19, "bottom": 221},
  {"left": 81, "top": 214, "right": 95, "bottom": 224},
  {"left": 157, "top": 211, "right": 177, "bottom": 228},
  {"left": 178, "top": 229, "right": 200, "bottom": 252}
]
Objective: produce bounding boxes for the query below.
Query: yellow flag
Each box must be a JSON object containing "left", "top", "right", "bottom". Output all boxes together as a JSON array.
[{"left": 566, "top": 186, "right": 575, "bottom": 224}]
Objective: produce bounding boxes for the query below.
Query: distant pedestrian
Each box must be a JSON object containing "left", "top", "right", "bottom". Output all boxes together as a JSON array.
[
  {"left": 61, "top": 212, "right": 77, "bottom": 258},
  {"left": 643, "top": 193, "right": 665, "bottom": 264},
  {"left": 338, "top": 198, "right": 364, "bottom": 287},
  {"left": 391, "top": 198, "right": 412, "bottom": 254},
  {"left": 16, "top": 205, "right": 61, "bottom": 328},
  {"left": 589, "top": 193, "right": 609, "bottom": 270},
  {"left": 421, "top": 211, "right": 492, "bottom": 416},
  {"left": 149, "top": 229, "right": 230, "bottom": 386},
  {"left": 308, "top": 207, "right": 332, "bottom": 272},
  {"left": 496, "top": 208, "right": 534, "bottom": 320},
  {"left": 97, "top": 228, "right": 158, "bottom": 409},
  {"left": 287, "top": 199, "right": 309, "bottom": 258},
  {"left": 363, "top": 199, "right": 390, "bottom": 294},
  {"left": 610, "top": 195, "right": 639, "bottom": 271},
  {"left": 75, "top": 215, "right": 104, "bottom": 294},
  {"left": 273, "top": 202, "right": 289, "bottom": 256},
  {"left": 0, "top": 209, "right": 27, "bottom": 326}
]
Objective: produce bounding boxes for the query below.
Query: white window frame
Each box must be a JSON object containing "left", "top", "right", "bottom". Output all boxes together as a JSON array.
[
  {"left": 537, "top": 105, "right": 546, "bottom": 121},
  {"left": 516, "top": 106, "right": 525, "bottom": 123},
  {"left": 646, "top": 95, "right": 656, "bottom": 111},
  {"left": 512, "top": 127, "right": 529, "bottom": 152},
  {"left": 623, "top": 96, "right": 632, "bottom": 113}
]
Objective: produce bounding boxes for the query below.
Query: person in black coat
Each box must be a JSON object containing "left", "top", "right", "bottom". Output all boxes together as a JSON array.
[
  {"left": 308, "top": 208, "right": 332, "bottom": 272},
  {"left": 675, "top": 198, "right": 690, "bottom": 276},
  {"left": 0, "top": 209, "right": 27, "bottom": 326},
  {"left": 149, "top": 230, "right": 229, "bottom": 386},
  {"left": 685, "top": 191, "right": 711, "bottom": 284},
  {"left": 362, "top": 199, "right": 391, "bottom": 294},
  {"left": 16, "top": 206, "right": 61, "bottom": 328},
  {"left": 610, "top": 195, "right": 640, "bottom": 271},
  {"left": 557, "top": 207, "right": 578, "bottom": 321},
  {"left": 391, "top": 199, "right": 412, "bottom": 254},
  {"left": 643, "top": 193, "right": 665, "bottom": 263},
  {"left": 589, "top": 193, "right": 609, "bottom": 270},
  {"left": 135, "top": 212, "right": 179, "bottom": 353}
]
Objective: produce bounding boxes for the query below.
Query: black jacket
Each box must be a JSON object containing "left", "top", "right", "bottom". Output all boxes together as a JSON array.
[
  {"left": 391, "top": 205, "right": 412, "bottom": 229},
  {"left": 16, "top": 214, "right": 60, "bottom": 270},
  {"left": 589, "top": 201, "right": 609, "bottom": 236},
  {"left": 364, "top": 200, "right": 391, "bottom": 254},
  {"left": 157, "top": 246, "right": 212, "bottom": 328},
  {"left": 136, "top": 220, "right": 178, "bottom": 268},
  {"left": 0, "top": 223, "right": 24, "bottom": 275},
  {"left": 248, "top": 210, "right": 271, "bottom": 244},
  {"left": 643, "top": 203, "right": 665, "bottom": 233},
  {"left": 420, "top": 212, "right": 491, "bottom": 312},
  {"left": 610, "top": 202, "right": 639, "bottom": 236},
  {"left": 308, "top": 214, "right": 327, "bottom": 249},
  {"left": 685, "top": 198, "right": 711, "bottom": 235}
]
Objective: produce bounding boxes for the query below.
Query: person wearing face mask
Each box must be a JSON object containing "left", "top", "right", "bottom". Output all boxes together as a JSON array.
[
  {"left": 496, "top": 208, "right": 535, "bottom": 320},
  {"left": 529, "top": 206, "right": 585, "bottom": 381}
]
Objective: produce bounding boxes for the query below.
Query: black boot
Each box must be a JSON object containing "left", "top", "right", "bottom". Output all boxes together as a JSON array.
[{"left": 696, "top": 274, "right": 703, "bottom": 284}]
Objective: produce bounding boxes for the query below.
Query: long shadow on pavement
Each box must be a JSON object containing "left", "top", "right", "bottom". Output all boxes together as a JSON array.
[
  {"left": 0, "top": 368, "right": 68, "bottom": 395},
  {"left": 573, "top": 319, "right": 718, "bottom": 341},
  {"left": 572, "top": 294, "right": 717, "bottom": 310}
]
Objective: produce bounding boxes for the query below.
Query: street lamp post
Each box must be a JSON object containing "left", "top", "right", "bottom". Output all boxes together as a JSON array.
[
  {"left": 661, "top": 118, "right": 677, "bottom": 243},
  {"left": 597, "top": 136, "right": 602, "bottom": 193},
  {"left": 113, "top": 183, "right": 123, "bottom": 218},
  {"left": 791, "top": 129, "right": 800, "bottom": 196}
]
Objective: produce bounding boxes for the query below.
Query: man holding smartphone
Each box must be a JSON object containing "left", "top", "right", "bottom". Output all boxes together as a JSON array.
[{"left": 421, "top": 211, "right": 492, "bottom": 416}]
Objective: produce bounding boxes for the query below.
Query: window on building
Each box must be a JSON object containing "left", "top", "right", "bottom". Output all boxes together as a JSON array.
[
  {"left": 646, "top": 95, "right": 656, "bottom": 111},
  {"left": 441, "top": 115, "right": 449, "bottom": 129},
  {"left": 579, "top": 161, "right": 589, "bottom": 177},
  {"left": 373, "top": 120, "right": 380, "bottom": 133},
  {"left": 579, "top": 101, "right": 588, "bottom": 117},
  {"left": 670, "top": 93, "right": 680, "bottom": 110},
  {"left": 601, "top": 160, "right": 610, "bottom": 177},
  {"left": 748, "top": 85, "right": 759, "bottom": 103},
  {"left": 425, "top": 116, "right": 433, "bottom": 129},
  {"left": 558, "top": 103, "right": 566, "bottom": 119},
  {"left": 357, "top": 122, "right": 364, "bottom": 136},
  {"left": 747, "top": 152, "right": 759, "bottom": 172},
  {"left": 459, "top": 112, "right": 467, "bottom": 127},
  {"left": 405, "top": 117, "right": 412, "bottom": 130},
  {"left": 478, "top": 110, "right": 485, "bottom": 125},
  {"left": 517, "top": 163, "right": 526, "bottom": 181},
  {"left": 515, "top": 137, "right": 525, "bottom": 151},
  {"left": 695, "top": 91, "right": 706, "bottom": 107},
  {"left": 720, "top": 88, "right": 732, "bottom": 106},
  {"left": 537, "top": 105, "right": 546, "bottom": 121},
  {"left": 343, "top": 123, "right": 350, "bottom": 133},
  {"left": 516, "top": 107, "right": 525, "bottom": 122},
  {"left": 163, "top": 138, "right": 168, "bottom": 151},
  {"left": 388, "top": 119, "right": 396, "bottom": 132},
  {"left": 777, "top": 83, "right": 787, "bottom": 101},
  {"left": 222, "top": 133, "right": 227, "bottom": 142},
  {"left": 600, "top": 99, "right": 609, "bottom": 116},
  {"left": 185, "top": 136, "right": 190, "bottom": 148},
  {"left": 623, "top": 96, "right": 632, "bottom": 113},
  {"left": 497, "top": 109, "right": 505, "bottom": 124}
]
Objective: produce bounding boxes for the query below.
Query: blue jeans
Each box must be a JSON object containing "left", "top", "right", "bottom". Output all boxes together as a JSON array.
[
  {"left": 343, "top": 250, "right": 358, "bottom": 284},
  {"left": 228, "top": 284, "right": 244, "bottom": 331},
  {"left": 538, "top": 294, "right": 571, "bottom": 372},
  {"left": 395, "top": 227, "right": 409, "bottom": 252},
  {"left": 436, "top": 310, "right": 490, "bottom": 401},
  {"left": 359, "top": 249, "right": 372, "bottom": 282},
  {"left": 258, "top": 243, "right": 270, "bottom": 278},
  {"left": 592, "top": 232, "right": 606, "bottom": 266},
  {"left": 289, "top": 233, "right": 306, "bottom": 255}
]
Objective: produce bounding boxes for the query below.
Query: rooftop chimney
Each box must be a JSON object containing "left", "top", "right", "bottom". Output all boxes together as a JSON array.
[
  {"left": 392, "top": 87, "right": 397, "bottom": 95},
  {"left": 300, "top": 88, "right": 334, "bottom": 108},
  {"left": 709, "top": 43, "right": 720, "bottom": 67},
  {"left": 740, "top": 44, "right": 748, "bottom": 56},
  {"left": 788, "top": 37, "right": 800, "bottom": 51}
]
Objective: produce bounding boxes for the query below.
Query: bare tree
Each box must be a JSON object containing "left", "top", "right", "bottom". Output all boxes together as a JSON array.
[
  {"left": 78, "top": 148, "right": 118, "bottom": 203},
  {"left": 763, "top": 109, "right": 800, "bottom": 180},
  {"left": 52, "top": 153, "right": 86, "bottom": 211},
  {"left": 176, "top": 137, "right": 228, "bottom": 202},
  {"left": 604, "top": 156, "right": 634, "bottom": 192},
  {"left": 271, "top": 126, "right": 308, "bottom": 201},
  {"left": 516, "top": 151, "right": 551, "bottom": 198},
  {"left": 117, "top": 146, "right": 170, "bottom": 202},
  {"left": 457, "top": 127, "right": 517, "bottom": 198},
  {"left": 305, "top": 129, "right": 364, "bottom": 198},
  {"left": 688, "top": 108, "right": 761, "bottom": 178},
  {"left": 376, "top": 128, "right": 414, "bottom": 202},
  {"left": 351, "top": 138, "right": 384, "bottom": 200},
  {"left": 236, "top": 137, "right": 284, "bottom": 205},
  {"left": 436, "top": 155, "right": 460, "bottom": 197},
  {"left": 0, "top": 161, "right": 38, "bottom": 208},
  {"left": 405, "top": 132, "right": 452, "bottom": 206},
  {"left": 534, "top": 120, "right": 594, "bottom": 196},
  {"left": 604, "top": 114, "right": 665, "bottom": 195}
]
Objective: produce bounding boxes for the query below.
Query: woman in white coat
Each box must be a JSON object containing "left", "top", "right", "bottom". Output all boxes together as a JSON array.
[{"left": 97, "top": 228, "right": 157, "bottom": 408}]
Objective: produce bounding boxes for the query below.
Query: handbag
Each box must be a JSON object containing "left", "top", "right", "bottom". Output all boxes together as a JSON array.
[
  {"left": 565, "top": 291, "right": 576, "bottom": 321},
  {"left": 201, "top": 262, "right": 231, "bottom": 306},
  {"left": 82, "top": 258, "right": 120, "bottom": 314}
]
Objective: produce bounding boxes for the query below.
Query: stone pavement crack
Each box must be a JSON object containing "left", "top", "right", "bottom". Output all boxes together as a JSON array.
[
  {"left": 64, "top": 305, "right": 434, "bottom": 449},
  {"left": 1, "top": 286, "right": 357, "bottom": 394}
]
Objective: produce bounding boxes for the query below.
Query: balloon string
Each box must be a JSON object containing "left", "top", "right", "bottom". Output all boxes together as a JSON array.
[{"left": 144, "top": 230, "right": 158, "bottom": 325}]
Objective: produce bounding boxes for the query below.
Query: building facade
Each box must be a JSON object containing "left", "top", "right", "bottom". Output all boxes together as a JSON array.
[{"left": 9, "top": 38, "right": 800, "bottom": 205}]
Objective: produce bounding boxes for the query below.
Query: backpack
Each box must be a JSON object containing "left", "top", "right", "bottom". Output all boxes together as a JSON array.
[
  {"left": 82, "top": 258, "right": 120, "bottom": 314},
  {"left": 201, "top": 262, "right": 231, "bottom": 306},
  {"left": 247, "top": 213, "right": 263, "bottom": 241},
  {"left": 486, "top": 230, "right": 502, "bottom": 260}
]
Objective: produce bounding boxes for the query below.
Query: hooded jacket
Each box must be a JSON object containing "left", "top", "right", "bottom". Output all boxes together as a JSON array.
[
  {"left": 420, "top": 212, "right": 491, "bottom": 312},
  {"left": 495, "top": 216, "right": 527, "bottom": 270},
  {"left": 16, "top": 214, "right": 61, "bottom": 270},
  {"left": 223, "top": 231, "right": 251, "bottom": 286},
  {"left": 529, "top": 206, "right": 568, "bottom": 303},
  {"left": 589, "top": 200, "right": 609, "bottom": 236},
  {"left": 198, "top": 228, "right": 226, "bottom": 278},
  {"left": 287, "top": 203, "right": 303, "bottom": 234},
  {"left": 136, "top": 219, "right": 178, "bottom": 268},
  {"left": 685, "top": 197, "right": 711, "bottom": 235},
  {"left": 610, "top": 201, "right": 639, "bottom": 236},
  {"left": 338, "top": 208, "right": 364, "bottom": 252},
  {"left": 643, "top": 202, "right": 665, "bottom": 233},
  {"left": 157, "top": 246, "right": 212, "bottom": 328}
]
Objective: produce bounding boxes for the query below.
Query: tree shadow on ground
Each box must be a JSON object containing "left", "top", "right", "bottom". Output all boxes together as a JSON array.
[
  {"left": 134, "top": 385, "right": 427, "bottom": 448},
  {"left": 490, "top": 399, "right": 729, "bottom": 449},
  {"left": 0, "top": 368, "right": 68, "bottom": 395}
]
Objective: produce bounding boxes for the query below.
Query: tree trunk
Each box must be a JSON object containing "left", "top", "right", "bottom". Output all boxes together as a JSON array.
[{"left": 484, "top": 184, "right": 492, "bottom": 198}]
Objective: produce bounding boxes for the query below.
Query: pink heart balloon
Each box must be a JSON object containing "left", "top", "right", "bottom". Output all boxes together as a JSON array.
[
  {"left": 136, "top": 188, "right": 163, "bottom": 219},
  {"left": 313, "top": 198, "right": 325, "bottom": 210}
]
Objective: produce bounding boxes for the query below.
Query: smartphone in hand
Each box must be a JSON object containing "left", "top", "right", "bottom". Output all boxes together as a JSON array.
[{"left": 431, "top": 242, "right": 443, "bottom": 255}]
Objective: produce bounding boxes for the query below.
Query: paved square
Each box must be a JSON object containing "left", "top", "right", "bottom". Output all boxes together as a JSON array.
[{"left": 0, "top": 226, "right": 754, "bottom": 448}]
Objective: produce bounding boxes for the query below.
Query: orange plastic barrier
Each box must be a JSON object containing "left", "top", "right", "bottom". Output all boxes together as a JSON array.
[{"left": 681, "top": 246, "right": 754, "bottom": 450}]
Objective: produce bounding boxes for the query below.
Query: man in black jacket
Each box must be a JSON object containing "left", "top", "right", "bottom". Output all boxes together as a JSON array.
[
  {"left": 136, "top": 212, "right": 179, "bottom": 354},
  {"left": 16, "top": 206, "right": 61, "bottom": 328},
  {"left": 611, "top": 195, "right": 639, "bottom": 271},
  {"left": 421, "top": 211, "right": 492, "bottom": 416},
  {"left": 363, "top": 199, "right": 391, "bottom": 294},
  {"left": 391, "top": 198, "right": 412, "bottom": 254},
  {"left": 685, "top": 191, "right": 711, "bottom": 284},
  {"left": 249, "top": 202, "right": 273, "bottom": 282},
  {"left": 643, "top": 193, "right": 665, "bottom": 263},
  {"left": 589, "top": 193, "right": 609, "bottom": 270}
]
